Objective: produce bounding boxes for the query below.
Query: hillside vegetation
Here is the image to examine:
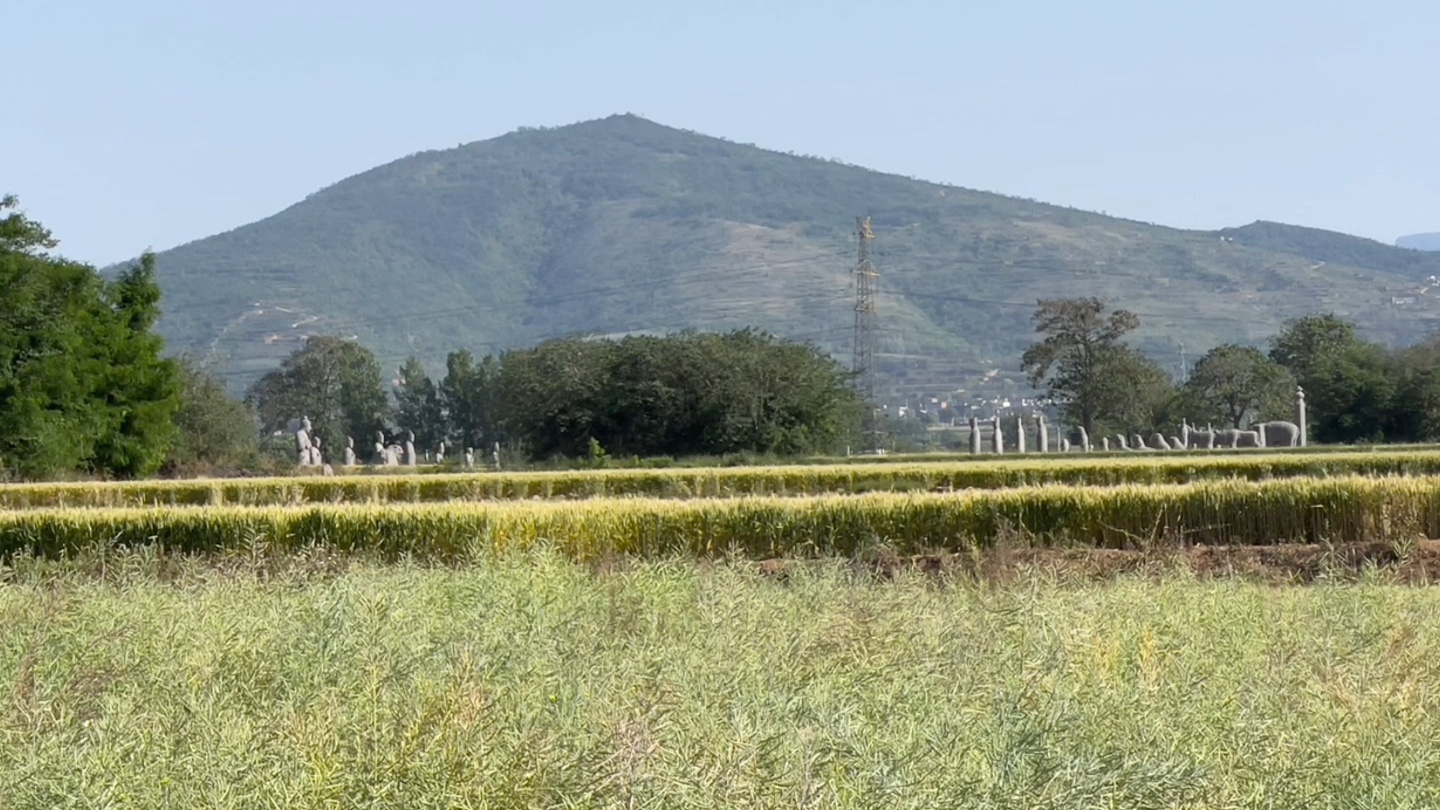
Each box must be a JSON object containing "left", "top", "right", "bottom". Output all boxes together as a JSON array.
[{"left": 135, "top": 114, "right": 1440, "bottom": 396}]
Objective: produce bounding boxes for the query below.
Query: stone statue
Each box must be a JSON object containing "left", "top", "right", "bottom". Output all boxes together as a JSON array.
[
  {"left": 1115, "top": 433, "right": 1129, "bottom": 450},
  {"left": 404, "top": 431, "right": 417, "bottom": 466},
  {"left": 344, "top": 437, "right": 356, "bottom": 466},
  {"left": 991, "top": 416, "right": 1005, "bottom": 454},
  {"left": 1187, "top": 428, "right": 1216, "bottom": 449},
  {"left": 322, "top": 463, "right": 335, "bottom": 477},
  {"left": 295, "top": 420, "right": 313, "bottom": 466},
  {"left": 1037, "top": 415, "right": 1049, "bottom": 453},
  {"left": 1014, "top": 416, "right": 1026, "bottom": 454},
  {"left": 1131, "top": 433, "right": 1151, "bottom": 451},
  {"left": 1060, "top": 437, "right": 1071, "bottom": 452},
  {"left": 1255, "top": 420, "right": 1301, "bottom": 448},
  {"left": 1168, "top": 436, "right": 1185, "bottom": 450},
  {"left": 1077, "top": 426, "right": 1091, "bottom": 452},
  {"left": 1150, "top": 433, "right": 1168, "bottom": 451},
  {"left": 1296, "top": 386, "right": 1308, "bottom": 447},
  {"left": 492, "top": 441, "right": 501, "bottom": 470},
  {"left": 968, "top": 417, "right": 981, "bottom": 455},
  {"left": 465, "top": 447, "right": 475, "bottom": 468},
  {"left": 308, "top": 436, "right": 323, "bottom": 466},
  {"left": 436, "top": 442, "right": 446, "bottom": 463},
  {"left": 1101, "top": 436, "right": 1111, "bottom": 451}
]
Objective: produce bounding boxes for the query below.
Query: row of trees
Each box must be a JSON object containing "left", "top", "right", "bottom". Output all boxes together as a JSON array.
[
  {"left": 1023, "top": 297, "right": 1440, "bottom": 444},
  {"left": 246, "top": 330, "right": 863, "bottom": 463}
]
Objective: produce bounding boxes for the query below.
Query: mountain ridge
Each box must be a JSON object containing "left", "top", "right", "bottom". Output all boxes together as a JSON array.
[{"left": 128, "top": 114, "right": 1440, "bottom": 398}]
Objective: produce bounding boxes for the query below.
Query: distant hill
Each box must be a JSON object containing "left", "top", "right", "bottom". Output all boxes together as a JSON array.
[
  {"left": 129, "top": 114, "right": 1440, "bottom": 400},
  {"left": 1397, "top": 233, "right": 1440, "bottom": 252}
]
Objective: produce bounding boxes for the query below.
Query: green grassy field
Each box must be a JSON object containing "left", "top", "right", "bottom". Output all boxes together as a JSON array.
[{"left": 1, "top": 549, "right": 1437, "bottom": 808}]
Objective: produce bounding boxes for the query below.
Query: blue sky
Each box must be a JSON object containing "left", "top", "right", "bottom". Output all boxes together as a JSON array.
[{"left": 8, "top": 0, "right": 1438, "bottom": 265}]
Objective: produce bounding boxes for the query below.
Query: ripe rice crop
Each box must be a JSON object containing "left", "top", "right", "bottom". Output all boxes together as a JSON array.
[
  {"left": 2, "top": 476, "right": 1438, "bottom": 561},
  {"left": 7, "top": 449, "right": 1440, "bottom": 509}
]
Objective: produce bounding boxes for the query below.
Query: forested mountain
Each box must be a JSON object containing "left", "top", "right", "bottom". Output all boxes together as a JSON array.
[{"left": 131, "top": 114, "right": 1440, "bottom": 400}]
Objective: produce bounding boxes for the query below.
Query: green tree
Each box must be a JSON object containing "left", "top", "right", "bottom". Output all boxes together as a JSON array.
[
  {"left": 393, "top": 357, "right": 445, "bottom": 452},
  {"left": 245, "top": 336, "right": 390, "bottom": 461},
  {"left": 1182, "top": 344, "right": 1295, "bottom": 429},
  {"left": 1268, "top": 315, "right": 1391, "bottom": 443},
  {"left": 0, "top": 196, "right": 181, "bottom": 479},
  {"left": 166, "top": 357, "right": 261, "bottom": 473},
  {"left": 1021, "top": 298, "right": 1151, "bottom": 436},
  {"left": 439, "top": 350, "right": 502, "bottom": 454}
]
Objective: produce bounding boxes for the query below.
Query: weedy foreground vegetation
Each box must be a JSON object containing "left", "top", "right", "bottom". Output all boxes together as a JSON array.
[{"left": 1, "top": 548, "right": 1439, "bottom": 808}]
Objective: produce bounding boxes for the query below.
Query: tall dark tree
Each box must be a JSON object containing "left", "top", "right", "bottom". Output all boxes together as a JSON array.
[
  {"left": 393, "top": 357, "right": 445, "bottom": 451},
  {"left": 439, "top": 349, "right": 502, "bottom": 454},
  {"left": 0, "top": 196, "right": 181, "bottom": 479},
  {"left": 1021, "top": 298, "right": 1151, "bottom": 436},
  {"left": 1183, "top": 344, "right": 1295, "bottom": 429},
  {"left": 246, "top": 336, "right": 390, "bottom": 461}
]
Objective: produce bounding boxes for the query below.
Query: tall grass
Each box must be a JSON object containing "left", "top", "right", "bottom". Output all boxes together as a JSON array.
[
  {"left": 2, "top": 476, "right": 1439, "bottom": 561},
  {"left": 0, "top": 551, "right": 1437, "bottom": 807},
  {"left": 8, "top": 450, "right": 1440, "bottom": 509}
]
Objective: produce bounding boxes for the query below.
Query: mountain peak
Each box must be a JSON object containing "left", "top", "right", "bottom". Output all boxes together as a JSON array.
[{"left": 137, "top": 118, "right": 1440, "bottom": 395}]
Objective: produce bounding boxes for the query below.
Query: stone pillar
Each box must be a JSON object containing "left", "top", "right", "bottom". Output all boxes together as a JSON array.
[
  {"left": 969, "top": 417, "right": 981, "bottom": 455},
  {"left": 992, "top": 416, "right": 1005, "bottom": 454},
  {"left": 1296, "top": 386, "right": 1308, "bottom": 447},
  {"left": 1078, "top": 426, "right": 1091, "bottom": 453},
  {"left": 1037, "top": 415, "right": 1049, "bottom": 453},
  {"left": 1015, "top": 416, "right": 1026, "bottom": 454}
]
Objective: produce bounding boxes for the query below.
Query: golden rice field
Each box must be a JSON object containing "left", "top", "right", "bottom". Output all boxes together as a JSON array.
[
  {"left": 6, "top": 448, "right": 1440, "bottom": 510},
  {"left": 1, "top": 476, "right": 1438, "bottom": 561}
]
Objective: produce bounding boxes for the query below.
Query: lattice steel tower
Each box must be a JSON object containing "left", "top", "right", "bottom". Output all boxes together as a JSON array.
[{"left": 851, "top": 216, "right": 882, "bottom": 450}]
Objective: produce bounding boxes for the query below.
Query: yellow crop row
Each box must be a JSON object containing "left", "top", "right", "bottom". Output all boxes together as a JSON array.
[
  {"left": 0, "top": 476, "right": 1434, "bottom": 560},
  {"left": 5, "top": 450, "right": 1440, "bottom": 510}
]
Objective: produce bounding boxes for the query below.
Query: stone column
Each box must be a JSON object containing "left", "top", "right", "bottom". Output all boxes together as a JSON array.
[
  {"left": 1015, "top": 415, "right": 1026, "bottom": 454},
  {"left": 992, "top": 416, "right": 1005, "bottom": 454},
  {"left": 969, "top": 417, "right": 981, "bottom": 455},
  {"left": 1296, "top": 386, "right": 1308, "bottom": 447},
  {"left": 1037, "top": 415, "right": 1049, "bottom": 453}
]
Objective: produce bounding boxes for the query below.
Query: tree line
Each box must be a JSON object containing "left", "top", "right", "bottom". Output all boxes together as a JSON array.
[
  {"left": 245, "top": 330, "right": 863, "bottom": 465},
  {"left": 1023, "top": 297, "right": 1440, "bottom": 444}
]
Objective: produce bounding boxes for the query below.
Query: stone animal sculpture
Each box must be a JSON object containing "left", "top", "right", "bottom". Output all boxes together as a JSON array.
[
  {"left": 1255, "top": 420, "right": 1301, "bottom": 448},
  {"left": 1150, "top": 433, "right": 1169, "bottom": 451},
  {"left": 1169, "top": 436, "right": 1185, "bottom": 450},
  {"left": 1077, "top": 426, "right": 1091, "bottom": 452},
  {"left": 1187, "top": 429, "right": 1216, "bottom": 449},
  {"left": 1131, "top": 434, "right": 1153, "bottom": 451},
  {"left": 1114, "top": 434, "right": 1129, "bottom": 450},
  {"left": 1101, "top": 437, "right": 1111, "bottom": 451}
]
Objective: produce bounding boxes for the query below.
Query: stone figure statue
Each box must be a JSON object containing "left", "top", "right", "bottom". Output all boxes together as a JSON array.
[
  {"left": 1255, "top": 420, "right": 1301, "bottom": 448},
  {"left": 492, "top": 441, "right": 501, "bottom": 470},
  {"left": 1296, "top": 386, "right": 1308, "bottom": 447},
  {"left": 991, "top": 416, "right": 1005, "bottom": 454},
  {"left": 1101, "top": 436, "right": 1111, "bottom": 451},
  {"left": 308, "top": 436, "right": 323, "bottom": 466},
  {"left": 1060, "top": 438, "right": 1071, "bottom": 452},
  {"left": 968, "top": 417, "right": 981, "bottom": 455},
  {"left": 295, "top": 420, "right": 313, "bottom": 466},
  {"left": 1114, "top": 434, "right": 1128, "bottom": 450},
  {"left": 322, "top": 464, "right": 334, "bottom": 477},
  {"left": 344, "top": 437, "right": 356, "bottom": 466},
  {"left": 1014, "top": 416, "right": 1026, "bottom": 454},
  {"left": 404, "top": 431, "right": 417, "bottom": 466},
  {"left": 1037, "top": 415, "right": 1049, "bottom": 453},
  {"left": 1077, "top": 426, "right": 1091, "bottom": 452},
  {"left": 436, "top": 442, "right": 446, "bottom": 463},
  {"left": 465, "top": 447, "right": 475, "bottom": 468}
]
